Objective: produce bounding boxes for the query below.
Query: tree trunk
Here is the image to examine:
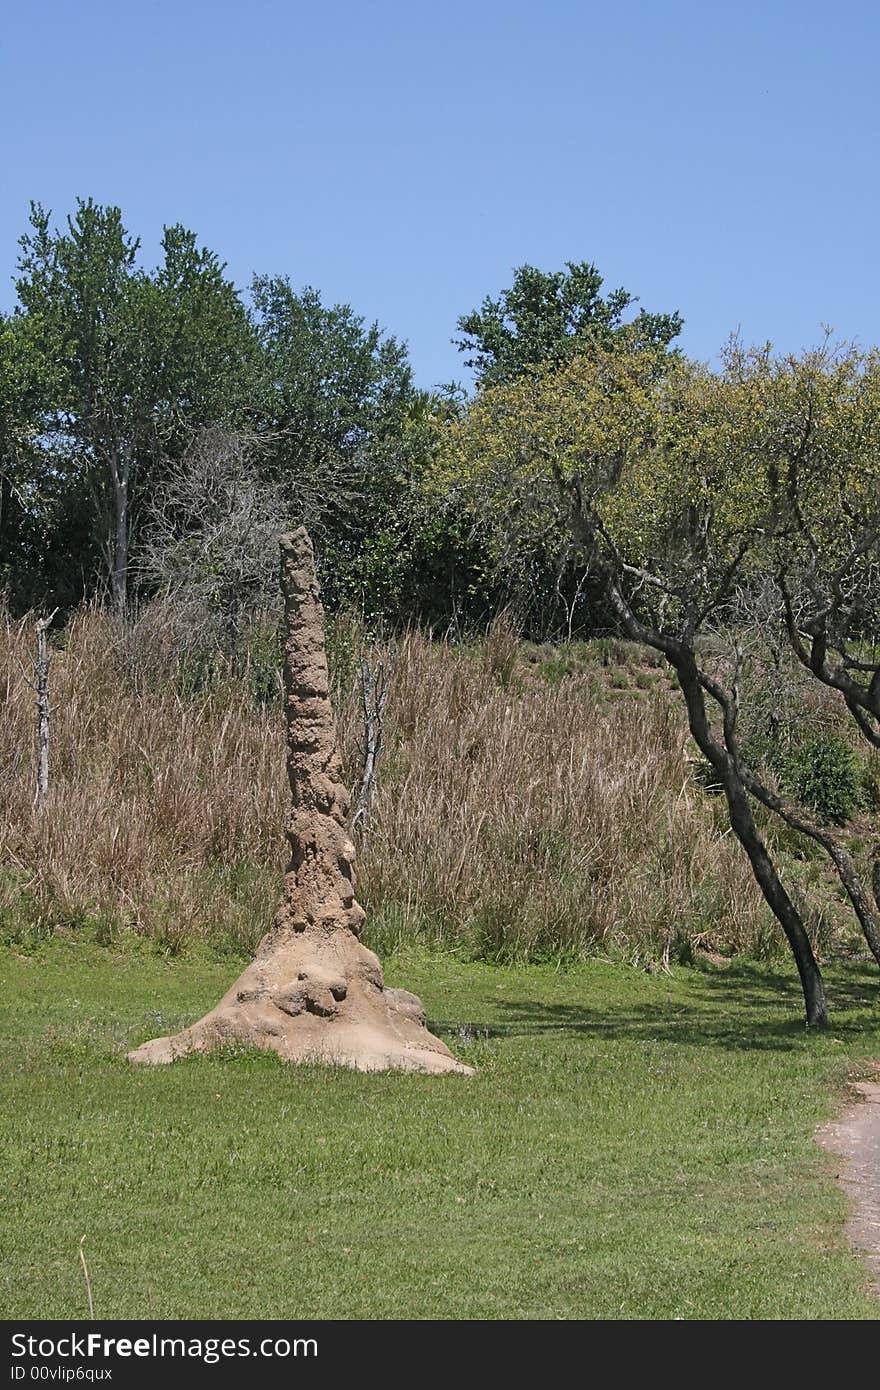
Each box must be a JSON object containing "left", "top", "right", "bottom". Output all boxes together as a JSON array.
[
  {"left": 601, "top": 569, "right": 829, "bottom": 1027},
  {"left": 0, "top": 468, "right": 13, "bottom": 557},
  {"left": 674, "top": 654, "right": 828, "bottom": 1027},
  {"left": 104, "top": 437, "right": 129, "bottom": 620},
  {"left": 742, "top": 771, "right": 880, "bottom": 971},
  {"left": 33, "top": 613, "right": 56, "bottom": 812},
  {"left": 111, "top": 472, "right": 128, "bottom": 619},
  {"left": 352, "top": 652, "right": 394, "bottom": 843},
  {"left": 722, "top": 774, "right": 828, "bottom": 1026}
]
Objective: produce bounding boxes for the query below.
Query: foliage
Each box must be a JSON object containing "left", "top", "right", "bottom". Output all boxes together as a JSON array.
[
  {"left": 251, "top": 274, "right": 415, "bottom": 480},
  {"left": 0, "top": 309, "right": 70, "bottom": 607},
  {"left": 784, "top": 734, "right": 864, "bottom": 826},
  {"left": 3, "top": 202, "right": 693, "bottom": 632},
  {"left": 455, "top": 259, "right": 682, "bottom": 388},
  {"left": 698, "top": 726, "right": 866, "bottom": 829},
  {"left": 438, "top": 338, "right": 880, "bottom": 1018},
  {"left": 249, "top": 275, "right": 435, "bottom": 615},
  {"left": 11, "top": 200, "right": 258, "bottom": 612}
]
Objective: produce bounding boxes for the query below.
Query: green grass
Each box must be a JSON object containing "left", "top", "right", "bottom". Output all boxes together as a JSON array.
[{"left": 2, "top": 937, "right": 880, "bottom": 1319}]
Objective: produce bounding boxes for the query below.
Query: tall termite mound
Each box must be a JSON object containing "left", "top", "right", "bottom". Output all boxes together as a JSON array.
[{"left": 128, "top": 528, "right": 473, "bottom": 1075}]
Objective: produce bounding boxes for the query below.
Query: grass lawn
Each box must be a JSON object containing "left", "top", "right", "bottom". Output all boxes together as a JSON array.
[{"left": 2, "top": 938, "right": 879, "bottom": 1320}]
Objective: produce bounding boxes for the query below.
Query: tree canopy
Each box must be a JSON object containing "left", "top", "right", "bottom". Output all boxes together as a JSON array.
[
  {"left": 454, "top": 259, "right": 683, "bottom": 389},
  {"left": 11, "top": 199, "right": 257, "bottom": 613},
  {"left": 437, "top": 337, "right": 880, "bottom": 1023}
]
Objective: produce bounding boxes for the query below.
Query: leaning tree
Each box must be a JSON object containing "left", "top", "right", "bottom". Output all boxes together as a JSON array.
[
  {"left": 440, "top": 339, "right": 880, "bottom": 1026},
  {"left": 759, "top": 343, "right": 880, "bottom": 926}
]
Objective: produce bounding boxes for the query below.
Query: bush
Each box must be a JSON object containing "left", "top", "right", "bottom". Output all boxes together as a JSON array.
[
  {"left": 692, "top": 727, "right": 864, "bottom": 828},
  {"left": 783, "top": 733, "right": 863, "bottom": 825}
]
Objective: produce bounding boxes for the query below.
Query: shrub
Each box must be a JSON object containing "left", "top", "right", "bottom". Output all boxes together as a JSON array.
[
  {"left": 694, "top": 726, "right": 864, "bottom": 828},
  {"left": 783, "top": 733, "right": 863, "bottom": 825}
]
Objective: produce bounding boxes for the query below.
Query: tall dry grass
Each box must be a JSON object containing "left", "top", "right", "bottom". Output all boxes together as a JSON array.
[{"left": 0, "top": 602, "right": 788, "bottom": 964}]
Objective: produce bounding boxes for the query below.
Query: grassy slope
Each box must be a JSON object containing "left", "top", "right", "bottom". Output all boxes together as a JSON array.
[
  {"left": 2, "top": 939, "right": 879, "bottom": 1320},
  {"left": 1, "top": 612, "right": 802, "bottom": 967}
]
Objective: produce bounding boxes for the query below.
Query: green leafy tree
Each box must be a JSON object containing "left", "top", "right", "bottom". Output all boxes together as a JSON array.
[
  {"left": 0, "top": 310, "right": 61, "bottom": 604},
  {"left": 252, "top": 275, "right": 414, "bottom": 475},
  {"left": 439, "top": 340, "right": 880, "bottom": 1024},
  {"left": 455, "top": 260, "right": 683, "bottom": 389},
  {"left": 13, "top": 199, "right": 256, "bottom": 615},
  {"left": 250, "top": 275, "right": 437, "bottom": 611}
]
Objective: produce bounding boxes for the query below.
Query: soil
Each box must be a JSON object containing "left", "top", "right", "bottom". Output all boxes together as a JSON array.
[
  {"left": 128, "top": 528, "right": 473, "bottom": 1076},
  {"left": 817, "top": 1071, "right": 880, "bottom": 1296}
]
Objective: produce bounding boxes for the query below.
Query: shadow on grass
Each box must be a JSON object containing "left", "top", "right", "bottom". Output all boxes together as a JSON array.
[{"left": 435, "top": 961, "right": 880, "bottom": 1053}]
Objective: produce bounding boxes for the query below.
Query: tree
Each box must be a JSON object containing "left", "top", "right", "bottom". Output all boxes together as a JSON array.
[
  {"left": 440, "top": 340, "right": 880, "bottom": 1025},
  {"left": 0, "top": 309, "right": 70, "bottom": 607},
  {"left": 252, "top": 275, "right": 415, "bottom": 477},
  {"left": 760, "top": 344, "right": 880, "bottom": 916},
  {"left": 136, "top": 426, "right": 291, "bottom": 663},
  {"left": 758, "top": 342, "right": 880, "bottom": 742},
  {"left": 250, "top": 275, "right": 447, "bottom": 615},
  {"left": 455, "top": 260, "right": 683, "bottom": 389},
  {"left": 13, "top": 200, "right": 256, "bottom": 616}
]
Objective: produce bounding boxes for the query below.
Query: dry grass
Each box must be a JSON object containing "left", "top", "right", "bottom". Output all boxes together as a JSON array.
[
  {"left": 360, "top": 628, "right": 781, "bottom": 962},
  {"left": 0, "top": 602, "right": 795, "bottom": 965}
]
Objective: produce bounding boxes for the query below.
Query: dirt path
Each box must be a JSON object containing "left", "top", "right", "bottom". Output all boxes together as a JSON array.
[{"left": 817, "top": 1077, "right": 880, "bottom": 1297}]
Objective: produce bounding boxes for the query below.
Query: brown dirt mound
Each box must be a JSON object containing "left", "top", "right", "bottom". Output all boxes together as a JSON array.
[{"left": 128, "top": 528, "right": 473, "bottom": 1076}]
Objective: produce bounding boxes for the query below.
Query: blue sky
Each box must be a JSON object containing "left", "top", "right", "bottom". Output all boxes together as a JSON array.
[{"left": 1, "top": 0, "right": 878, "bottom": 388}]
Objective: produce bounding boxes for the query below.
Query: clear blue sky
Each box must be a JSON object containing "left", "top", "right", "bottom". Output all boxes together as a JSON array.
[{"left": 2, "top": 0, "right": 878, "bottom": 388}]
